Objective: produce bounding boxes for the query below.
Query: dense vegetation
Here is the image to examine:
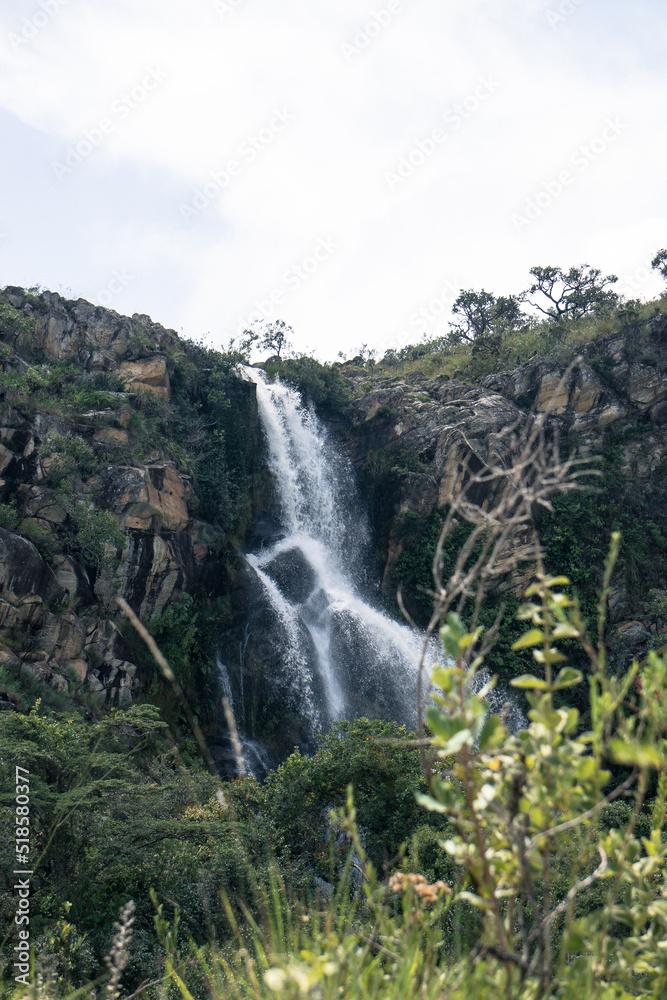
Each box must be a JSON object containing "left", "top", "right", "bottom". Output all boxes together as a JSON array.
[
  {"left": 1, "top": 263, "right": 667, "bottom": 998},
  {"left": 2, "top": 562, "right": 666, "bottom": 999}
]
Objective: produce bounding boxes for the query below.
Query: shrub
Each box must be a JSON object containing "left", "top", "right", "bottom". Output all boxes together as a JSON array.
[
  {"left": 0, "top": 499, "right": 19, "bottom": 531},
  {"left": 42, "top": 434, "right": 100, "bottom": 486}
]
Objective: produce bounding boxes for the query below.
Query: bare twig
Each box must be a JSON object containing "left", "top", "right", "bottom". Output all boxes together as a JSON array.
[
  {"left": 222, "top": 696, "right": 246, "bottom": 779},
  {"left": 412, "top": 357, "right": 598, "bottom": 742},
  {"left": 116, "top": 597, "right": 225, "bottom": 791},
  {"left": 536, "top": 847, "right": 608, "bottom": 938},
  {"left": 526, "top": 770, "right": 637, "bottom": 850}
]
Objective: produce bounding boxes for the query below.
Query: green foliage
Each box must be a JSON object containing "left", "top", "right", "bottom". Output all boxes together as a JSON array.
[
  {"left": 392, "top": 509, "right": 526, "bottom": 683},
  {"left": 152, "top": 342, "right": 261, "bottom": 531},
  {"left": 417, "top": 565, "right": 667, "bottom": 997},
  {"left": 525, "top": 264, "right": 619, "bottom": 324},
  {"left": 450, "top": 288, "right": 526, "bottom": 343},
  {"left": 265, "top": 356, "right": 351, "bottom": 413},
  {"left": 0, "top": 361, "right": 122, "bottom": 414},
  {"left": 53, "top": 485, "right": 125, "bottom": 570},
  {"left": 256, "top": 318, "right": 294, "bottom": 359},
  {"left": 651, "top": 248, "right": 667, "bottom": 285},
  {"left": 261, "top": 718, "right": 447, "bottom": 877},
  {"left": 369, "top": 289, "right": 664, "bottom": 390},
  {"left": 394, "top": 509, "right": 460, "bottom": 623},
  {"left": 0, "top": 499, "right": 19, "bottom": 531},
  {"left": 120, "top": 594, "right": 232, "bottom": 732},
  {"left": 18, "top": 519, "right": 62, "bottom": 560},
  {"left": 42, "top": 434, "right": 100, "bottom": 486},
  {"left": 541, "top": 433, "right": 667, "bottom": 616},
  {"left": 0, "top": 298, "right": 34, "bottom": 346},
  {"left": 0, "top": 701, "right": 277, "bottom": 990},
  {"left": 71, "top": 502, "right": 125, "bottom": 569}
]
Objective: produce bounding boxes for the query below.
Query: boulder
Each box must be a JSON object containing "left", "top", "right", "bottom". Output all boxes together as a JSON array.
[
  {"left": 0, "top": 528, "right": 64, "bottom": 606},
  {"left": 96, "top": 464, "right": 190, "bottom": 532},
  {"left": 263, "top": 547, "right": 318, "bottom": 605},
  {"left": 118, "top": 356, "right": 170, "bottom": 399}
]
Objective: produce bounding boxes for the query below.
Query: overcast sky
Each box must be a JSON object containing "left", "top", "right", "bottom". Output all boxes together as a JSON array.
[{"left": 0, "top": 0, "right": 665, "bottom": 360}]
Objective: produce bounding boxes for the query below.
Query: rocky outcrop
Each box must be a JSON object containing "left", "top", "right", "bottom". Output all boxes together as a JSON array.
[
  {"left": 341, "top": 314, "right": 667, "bottom": 663},
  {"left": 0, "top": 286, "right": 252, "bottom": 709},
  {"left": 2, "top": 286, "right": 183, "bottom": 375},
  {"left": 2, "top": 281, "right": 665, "bottom": 711}
]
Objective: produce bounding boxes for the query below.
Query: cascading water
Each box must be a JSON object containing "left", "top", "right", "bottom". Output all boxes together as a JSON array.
[
  {"left": 215, "top": 366, "right": 524, "bottom": 767},
  {"left": 238, "top": 367, "right": 431, "bottom": 735},
  {"left": 215, "top": 657, "right": 271, "bottom": 778}
]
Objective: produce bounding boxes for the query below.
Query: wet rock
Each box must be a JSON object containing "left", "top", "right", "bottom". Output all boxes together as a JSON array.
[
  {"left": 95, "top": 531, "right": 184, "bottom": 620},
  {"left": 263, "top": 547, "right": 318, "bottom": 604}
]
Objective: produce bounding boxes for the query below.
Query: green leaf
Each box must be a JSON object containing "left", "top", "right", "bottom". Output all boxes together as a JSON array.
[
  {"left": 552, "top": 623, "right": 580, "bottom": 639},
  {"left": 459, "top": 627, "right": 482, "bottom": 651},
  {"left": 511, "top": 674, "right": 550, "bottom": 690},
  {"left": 415, "top": 792, "right": 449, "bottom": 815},
  {"left": 533, "top": 647, "right": 567, "bottom": 665},
  {"left": 425, "top": 707, "right": 459, "bottom": 739},
  {"left": 431, "top": 667, "right": 456, "bottom": 693},
  {"left": 553, "top": 667, "right": 583, "bottom": 690},
  {"left": 478, "top": 714, "right": 504, "bottom": 752},
  {"left": 438, "top": 729, "right": 473, "bottom": 755},
  {"left": 440, "top": 628, "right": 460, "bottom": 659},
  {"left": 609, "top": 739, "right": 667, "bottom": 769},
  {"left": 512, "top": 629, "right": 545, "bottom": 651}
]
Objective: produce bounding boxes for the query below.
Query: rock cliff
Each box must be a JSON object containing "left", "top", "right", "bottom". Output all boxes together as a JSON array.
[
  {"left": 0, "top": 286, "right": 261, "bottom": 711},
  {"left": 340, "top": 312, "right": 667, "bottom": 669},
  {"left": 1, "top": 283, "right": 665, "bottom": 723}
]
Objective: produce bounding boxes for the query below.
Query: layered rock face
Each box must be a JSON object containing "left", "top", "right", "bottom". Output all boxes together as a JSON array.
[
  {"left": 0, "top": 287, "right": 252, "bottom": 708},
  {"left": 342, "top": 315, "right": 667, "bottom": 663},
  {"left": 1, "top": 282, "right": 665, "bottom": 714}
]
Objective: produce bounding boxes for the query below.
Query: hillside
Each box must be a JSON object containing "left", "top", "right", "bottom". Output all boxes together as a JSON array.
[
  {"left": 1, "top": 285, "right": 666, "bottom": 729},
  {"left": 2, "top": 284, "right": 667, "bottom": 995}
]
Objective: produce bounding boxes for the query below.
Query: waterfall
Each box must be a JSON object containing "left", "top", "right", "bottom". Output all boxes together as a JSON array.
[
  {"left": 240, "top": 367, "right": 431, "bottom": 733},
  {"left": 216, "top": 657, "right": 271, "bottom": 779}
]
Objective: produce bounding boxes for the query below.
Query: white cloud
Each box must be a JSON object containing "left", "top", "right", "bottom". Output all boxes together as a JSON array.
[{"left": 0, "top": 0, "right": 665, "bottom": 358}]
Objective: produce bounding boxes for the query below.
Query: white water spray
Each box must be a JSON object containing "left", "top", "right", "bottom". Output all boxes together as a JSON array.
[{"left": 242, "top": 367, "right": 431, "bottom": 731}]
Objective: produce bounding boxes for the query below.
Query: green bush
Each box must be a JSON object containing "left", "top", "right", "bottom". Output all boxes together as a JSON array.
[
  {"left": 0, "top": 499, "right": 19, "bottom": 531},
  {"left": 42, "top": 434, "right": 100, "bottom": 486},
  {"left": 18, "top": 519, "right": 62, "bottom": 560},
  {"left": 52, "top": 484, "right": 125, "bottom": 570},
  {"left": 261, "top": 717, "right": 447, "bottom": 877},
  {"left": 265, "top": 356, "right": 351, "bottom": 413}
]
